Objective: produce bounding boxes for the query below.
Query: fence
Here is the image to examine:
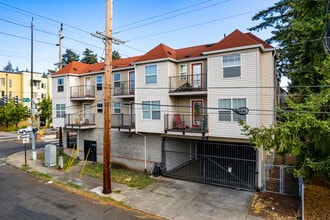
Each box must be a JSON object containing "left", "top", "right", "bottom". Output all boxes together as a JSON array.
[{"left": 264, "top": 164, "right": 300, "bottom": 196}]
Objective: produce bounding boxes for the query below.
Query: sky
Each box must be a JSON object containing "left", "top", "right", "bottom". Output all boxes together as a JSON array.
[{"left": 0, "top": 0, "right": 278, "bottom": 74}]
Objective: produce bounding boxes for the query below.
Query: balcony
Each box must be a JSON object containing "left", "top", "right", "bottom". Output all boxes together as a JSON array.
[
  {"left": 64, "top": 114, "right": 96, "bottom": 129},
  {"left": 113, "top": 81, "right": 135, "bottom": 98},
  {"left": 111, "top": 114, "right": 135, "bottom": 132},
  {"left": 164, "top": 113, "right": 208, "bottom": 137},
  {"left": 70, "top": 85, "right": 95, "bottom": 101},
  {"left": 169, "top": 73, "right": 207, "bottom": 96}
]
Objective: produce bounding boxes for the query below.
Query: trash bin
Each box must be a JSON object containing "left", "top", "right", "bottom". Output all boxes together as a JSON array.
[{"left": 152, "top": 162, "right": 160, "bottom": 177}]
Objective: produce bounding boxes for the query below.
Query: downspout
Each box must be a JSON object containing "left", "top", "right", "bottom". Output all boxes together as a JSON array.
[{"left": 135, "top": 131, "right": 147, "bottom": 173}]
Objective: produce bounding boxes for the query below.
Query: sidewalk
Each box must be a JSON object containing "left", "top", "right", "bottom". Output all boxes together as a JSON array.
[{"left": 5, "top": 136, "right": 263, "bottom": 220}]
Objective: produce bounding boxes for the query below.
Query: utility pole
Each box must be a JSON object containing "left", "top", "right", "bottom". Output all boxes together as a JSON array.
[
  {"left": 30, "top": 17, "right": 36, "bottom": 161},
  {"left": 30, "top": 17, "right": 34, "bottom": 124},
  {"left": 92, "top": 0, "right": 124, "bottom": 194},
  {"left": 57, "top": 23, "right": 64, "bottom": 69},
  {"left": 103, "top": 0, "right": 113, "bottom": 194}
]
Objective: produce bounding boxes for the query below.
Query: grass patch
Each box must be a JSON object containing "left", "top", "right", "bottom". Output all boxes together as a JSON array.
[
  {"left": 31, "top": 171, "right": 52, "bottom": 181},
  {"left": 66, "top": 182, "right": 81, "bottom": 189},
  {"left": 84, "top": 163, "right": 155, "bottom": 189},
  {"left": 20, "top": 165, "right": 31, "bottom": 171},
  {"left": 60, "top": 153, "right": 79, "bottom": 169}
]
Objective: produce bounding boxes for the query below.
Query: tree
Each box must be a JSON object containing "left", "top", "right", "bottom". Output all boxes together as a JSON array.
[
  {"left": 3, "top": 61, "right": 14, "bottom": 72},
  {"left": 81, "top": 48, "right": 98, "bottom": 64},
  {"left": 37, "top": 97, "right": 52, "bottom": 127},
  {"left": 62, "top": 49, "right": 80, "bottom": 66},
  {"left": 0, "top": 100, "right": 27, "bottom": 128},
  {"left": 240, "top": 57, "right": 330, "bottom": 182},
  {"left": 249, "top": 0, "right": 327, "bottom": 93},
  {"left": 15, "top": 67, "right": 19, "bottom": 72},
  {"left": 112, "top": 50, "right": 121, "bottom": 60}
]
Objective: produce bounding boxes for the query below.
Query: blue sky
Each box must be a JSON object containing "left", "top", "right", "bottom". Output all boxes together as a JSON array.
[{"left": 0, "top": 0, "right": 277, "bottom": 73}]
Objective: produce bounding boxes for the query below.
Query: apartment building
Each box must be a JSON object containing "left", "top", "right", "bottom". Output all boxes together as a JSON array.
[
  {"left": 0, "top": 70, "right": 51, "bottom": 109},
  {"left": 51, "top": 29, "right": 276, "bottom": 191}
]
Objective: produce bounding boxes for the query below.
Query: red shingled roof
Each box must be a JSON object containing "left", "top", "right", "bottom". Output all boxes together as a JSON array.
[
  {"left": 206, "top": 29, "right": 272, "bottom": 52},
  {"left": 53, "top": 29, "right": 273, "bottom": 76},
  {"left": 136, "top": 43, "right": 177, "bottom": 62},
  {"left": 52, "top": 56, "right": 141, "bottom": 76}
]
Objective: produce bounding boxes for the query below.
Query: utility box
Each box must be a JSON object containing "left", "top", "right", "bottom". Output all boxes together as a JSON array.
[{"left": 45, "top": 144, "right": 57, "bottom": 167}]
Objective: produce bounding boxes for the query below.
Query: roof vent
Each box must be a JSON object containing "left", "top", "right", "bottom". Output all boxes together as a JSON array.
[
  {"left": 167, "top": 51, "right": 172, "bottom": 55},
  {"left": 185, "top": 54, "right": 190, "bottom": 58},
  {"left": 73, "top": 68, "right": 77, "bottom": 71},
  {"left": 206, "top": 44, "right": 214, "bottom": 47}
]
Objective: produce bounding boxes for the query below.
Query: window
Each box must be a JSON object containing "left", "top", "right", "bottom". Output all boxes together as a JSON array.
[
  {"left": 218, "top": 98, "right": 246, "bottom": 122},
  {"left": 142, "top": 100, "right": 160, "bottom": 120},
  {"left": 96, "top": 75, "right": 103, "bottom": 90},
  {"left": 41, "top": 83, "right": 46, "bottom": 89},
  {"left": 97, "top": 103, "right": 103, "bottom": 113},
  {"left": 57, "top": 78, "right": 64, "bottom": 92},
  {"left": 179, "top": 64, "right": 187, "bottom": 80},
  {"left": 9, "top": 91, "right": 12, "bottom": 99},
  {"left": 56, "top": 104, "right": 66, "bottom": 118},
  {"left": 33, "top": 80, "right": 40, "bottom": 87},
  {"left": 114, "top": 102, "right": 121, "bottom": 113},
  {"left": 223, "top": 53, "right": 241, "bottom": 78},
  {"left": 114, "top": 73, "right": 121, "bottom": 88},
  {"left": 0, "top": 78, "right": 4, "bottom": 87},
  {"left": 145, "top": 65, "right": 157, "bottom": 84},
  {"left": 9, "top": 79, "right": 12, "bottom": 88}
]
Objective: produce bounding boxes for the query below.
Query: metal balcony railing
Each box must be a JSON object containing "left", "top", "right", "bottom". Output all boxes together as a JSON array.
[
  {"left": 113, "top": 81, "right": 135, "bottom": 96},
  {"left": 169, "top": 73, "right": 207, "bottom": 93},
  {"left": 70, "top": 85, "right": 95, "bottom": 99},
  {"left": 164, "top": 113, "right": 208, "bottom": 135},
  {"left": 111, "top": 113, "right": 135, "bottom": 130},
  {"left": 65, "top": 113, "right": 96, "bottom": 129}
]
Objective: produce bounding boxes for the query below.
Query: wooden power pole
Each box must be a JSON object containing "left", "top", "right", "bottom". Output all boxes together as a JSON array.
[{"left": 103, "top": 0, "right": 113, "bottom": 194}]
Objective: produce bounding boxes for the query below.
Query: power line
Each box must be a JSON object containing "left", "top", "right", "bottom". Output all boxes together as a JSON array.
[
  {"left": 117, "top": 0, "right": 230, "bottom": 33},
  {"left": 128, "top": 8, "right": 262, "bottom": 42}
]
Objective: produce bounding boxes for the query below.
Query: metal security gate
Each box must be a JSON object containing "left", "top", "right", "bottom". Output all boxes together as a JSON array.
[{"left": 163, "top": 139, "right": 257, "bottom": 191}]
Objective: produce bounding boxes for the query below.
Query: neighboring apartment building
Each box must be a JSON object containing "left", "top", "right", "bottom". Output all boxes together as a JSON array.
[
  {"left": 0, "top": 71, "right": 52, "bottom": 126},
  {"left": 51, "top": 29, "right": 276, "bottom": 191}
]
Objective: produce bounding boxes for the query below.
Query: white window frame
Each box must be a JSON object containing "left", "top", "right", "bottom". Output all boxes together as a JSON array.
[
  {"left": 56, "top": 104, "right": 66, "bottom": 118},
  {"left": 9, "top": 79, "right": 12, "bottom": 88},
  {"left": 142, "top": 100, "right": 160, "bottom": 120},
  {"left": 97, "top": 102, "right": 103, "bottom": 113},
  {"left": 218, "top": 98, "right": 246, "bottom": 122},
  {"left": 114, "top": 102, "right": 121, "bottom": 114},
  {"left": 145, "top": 65, "right": 157, "bottom": 84},
  {"left": 96, "top": 75, "right": 103, "bottom": 90},
  {"left": 223, "top": 53, "right": 241, "bottom": 78},
  {"left": 179, "top": 64, "right": 187, "bottom": 80},
  {"left": 114, "top": 73, "right": 121, "bottom": 88},
  {"left": 57, "top": 78, "right": 64, "bottom": 92}
]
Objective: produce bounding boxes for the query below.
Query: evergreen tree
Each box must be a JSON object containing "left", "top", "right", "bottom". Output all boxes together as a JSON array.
[
  {"left": 62, "top": 49, "right": 80, "bottom": 66},
  {"left": 249, "top": 0, "right": 327, "bottom": 94},
  {"left": 3, "top": 61, "right": 14, "bottom": 72},
  {"left": 81, "top": 48, "right": 98, "bottom": 64}
]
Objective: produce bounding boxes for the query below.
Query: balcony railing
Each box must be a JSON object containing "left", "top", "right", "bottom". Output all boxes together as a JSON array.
[
  {"left": 111, "top": 114, "right": 135, "bottom": 131},
  {"left": 113, "top": 81, "right": 135, "bottom": 96},
  {"left": 169, "top": 73, "right": 207, "bottom": 93},
  {"left": 164, "top": 113, "right": 208, "bottom": 136},
  {"left": 64, "top": 113, "right": 96, "bottom": 129},
  {"left": 70, "top": 85, "right": 95, "bottom": 100}
]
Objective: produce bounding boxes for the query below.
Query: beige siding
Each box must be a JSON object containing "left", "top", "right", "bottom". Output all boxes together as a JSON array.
[
  {"left": 135, "top": 61, "right": 174, "bottom": 133},
  {"left": 259, "top": 51, "right": 275, "bottom": 127},
  {"left": 207, "top": 49, "right": 260, "bottom": 139}
]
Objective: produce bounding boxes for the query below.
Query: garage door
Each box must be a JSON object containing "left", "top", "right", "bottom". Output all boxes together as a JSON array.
[{"left": 163, "top": 139, "right": 257, "bottom": 191}]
